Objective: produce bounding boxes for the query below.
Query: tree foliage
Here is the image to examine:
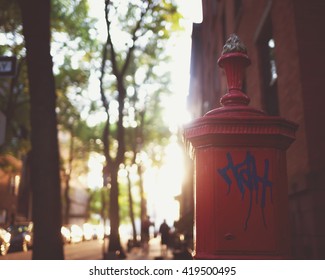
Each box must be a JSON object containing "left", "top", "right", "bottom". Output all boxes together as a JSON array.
[
  {"left": 0, "top": 0, "right": 98, "bottom": 159},
  {"left": 0, "top": 0, "right": 99, "bottom": 259},
  {"left": 0, "top": 0, "right": 184, "bottom": 260}
]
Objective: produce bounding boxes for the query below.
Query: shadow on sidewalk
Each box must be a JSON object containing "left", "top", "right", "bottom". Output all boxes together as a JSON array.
[{"left": 126, "top": 237, "right": 174, "bottom": 260}]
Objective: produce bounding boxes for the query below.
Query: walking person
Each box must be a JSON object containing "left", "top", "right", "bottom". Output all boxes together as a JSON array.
[
  {"left": 159, "top": 219, "right": 170, "bottom": 258},
  {"left": 141, "top": 216, "right": 153, "bottom": 254}
]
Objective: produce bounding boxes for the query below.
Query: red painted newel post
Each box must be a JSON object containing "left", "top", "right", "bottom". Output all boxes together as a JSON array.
[
  {"left": 218, "top": 51, "right": 250, "bottom": 106},
  {"left": 184, "top": 34, "right": 298, "bottom": 259}
]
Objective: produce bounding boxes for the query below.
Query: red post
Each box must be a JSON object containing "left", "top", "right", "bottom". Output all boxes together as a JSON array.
[{"left": 184, "top": 34, "right": 298, "bottom": 259}]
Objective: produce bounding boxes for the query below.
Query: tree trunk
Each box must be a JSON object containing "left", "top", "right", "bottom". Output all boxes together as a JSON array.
[
  {"left": 63, "top": 175, "right": 71, "bottom": 225},
  {"left": 105, "top": 77, "right": 126, "bottom": 257},
  {"left": 19, "top": 0, "right": 64, "bottom": 259},
  {"left": 127, "top": 170, "right": 137, "bottom": 243},
  {"left": 138, "top": 163, "right": 147, "bottom": 243},
  {"left": 63, "top": 130, "right": 74, "bottom": 225},
  {"left": 17, "top": 152, "right": 32, "bottom": 219},
  {"left": 107, "top": 165, "right": 125, "bottom": 259}
]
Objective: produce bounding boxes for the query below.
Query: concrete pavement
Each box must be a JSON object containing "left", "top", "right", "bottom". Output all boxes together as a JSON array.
[{"left": 126, "top": 237, "right": 173, "bottom": 260}]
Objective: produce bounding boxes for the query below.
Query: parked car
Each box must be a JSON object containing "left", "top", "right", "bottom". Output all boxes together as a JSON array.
[
  {"left": 61, "top": 224, "right": 84, "bottom": 244},
  {"left": 82, "top": 223, "right": 94, "bottom": 241},
  {"left": 92, "top": 225, "right": 104, "bottom": 240},
  {"left": 61, "top": 225, "right": 72, "bottom": 244},
  {"left": 0, "top": 227, "right": 11, "bottom": 256},
  {"left": 68, "top": 224, "right": 83, "bottom": 243},
  {"left": 7, "top": 222, "right": 33, "bottom": 252}
]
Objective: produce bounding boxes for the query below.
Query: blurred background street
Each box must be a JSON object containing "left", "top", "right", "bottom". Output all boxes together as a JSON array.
[{"left": 0, "top": 236, "right": 174, "bottom": 260}]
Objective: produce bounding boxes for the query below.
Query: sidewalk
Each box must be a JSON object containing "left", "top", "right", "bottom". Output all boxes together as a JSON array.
[{"left": 126, "top": 237, "right": 173, "bottom": 260}]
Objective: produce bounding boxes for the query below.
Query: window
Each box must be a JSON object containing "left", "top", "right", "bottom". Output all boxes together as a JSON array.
[
  {"left": 268, "top": 38, "right": 278, "bottom": 85},
  {"left": 257, "top": 17, "right": 279, "bottom": 116}
]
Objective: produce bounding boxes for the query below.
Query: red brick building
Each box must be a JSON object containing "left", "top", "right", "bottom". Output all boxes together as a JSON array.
[
  {"left": 0, "top": 155, "right": 22, "bottom": 227},
  {"left": 187, "top": 0, "right": 325, "bottom": 259}
]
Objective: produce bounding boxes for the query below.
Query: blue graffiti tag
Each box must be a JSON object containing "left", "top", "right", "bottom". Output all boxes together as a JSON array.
[{"left": 217, "top": 151, "right": 273, "bottom": 230}]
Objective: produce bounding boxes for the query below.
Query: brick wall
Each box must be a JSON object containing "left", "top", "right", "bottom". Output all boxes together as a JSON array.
[{"left": 188, "top": 0, "right": 325, "bottom": 259}]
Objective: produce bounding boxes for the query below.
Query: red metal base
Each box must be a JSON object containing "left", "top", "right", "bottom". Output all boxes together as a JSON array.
[{"left": 194, "top": 252, "right": 290, "bottom": 260}]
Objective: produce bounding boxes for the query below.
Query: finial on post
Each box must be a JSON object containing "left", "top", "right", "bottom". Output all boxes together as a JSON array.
[
  {"left": 218, "top": 34, "right": 251, "bottom": 107},
  {"left": 222, "top": 33, "right": 247, "bottom": 55}
]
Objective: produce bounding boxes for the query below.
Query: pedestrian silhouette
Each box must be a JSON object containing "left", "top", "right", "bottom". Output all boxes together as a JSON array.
[
  {"left": 141, "top": 216, "right": 153, "bottom": 254},
  {"left": 159, "top": 219, "right": 170, "bottom": 257}
]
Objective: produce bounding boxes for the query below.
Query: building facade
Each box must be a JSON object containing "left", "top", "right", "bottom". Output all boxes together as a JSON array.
[
  {"left": 0, "top": 155, "right": 22, "bottom": 227},
  {"left": 187, "top": 0, "right": 325, "bottom": 259}
]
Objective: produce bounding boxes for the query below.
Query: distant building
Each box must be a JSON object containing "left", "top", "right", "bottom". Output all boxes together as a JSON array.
[
  {"left": 0, "top": 130, "right": 91, "bottom": 227},
  {"left": 0, "top": 155, "right": 22, "bottom": 227},
  {"left": 186, "top": 0, "right": 325, "bottom": 259},
  {"left": 67, "top": 180, "right": 90, "bottom": 225},
  {"left": 59, "top": 130, "right": 90, "bottom": 225}
]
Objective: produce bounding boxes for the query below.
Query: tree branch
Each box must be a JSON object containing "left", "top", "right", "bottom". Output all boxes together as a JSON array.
[
  {"left": 121, "top": 0, "right": 154, "bottom": 77},
  {"left": 104, "top": 0, "right": 119, "bottom": 78},
  {"left": 99, "top": 0, "right": 113, "bottom": 168}
]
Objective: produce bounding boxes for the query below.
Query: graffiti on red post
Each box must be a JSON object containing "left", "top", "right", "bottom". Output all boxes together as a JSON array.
[{"left": 217, "top": 151, "right": 273, "bottom": 230}]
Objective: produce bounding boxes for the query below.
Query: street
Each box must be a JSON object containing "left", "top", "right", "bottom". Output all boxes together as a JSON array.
[
  {"left": 0, "top": 239, "right": 103, "bottom": 260},
  {"left": 0, "top": 237, "right": 174, "bottom": 260}
]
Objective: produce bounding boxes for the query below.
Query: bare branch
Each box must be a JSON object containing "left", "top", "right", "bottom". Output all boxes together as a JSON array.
[
  {"left": 99, "top": 0, "right": 113, "bottom": 166},
  {"left": 104, "top": 0, "right": 120, "bottom": 78},
  {"left": 121, "top": 0, "right": 154, "bottom": 77}
]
